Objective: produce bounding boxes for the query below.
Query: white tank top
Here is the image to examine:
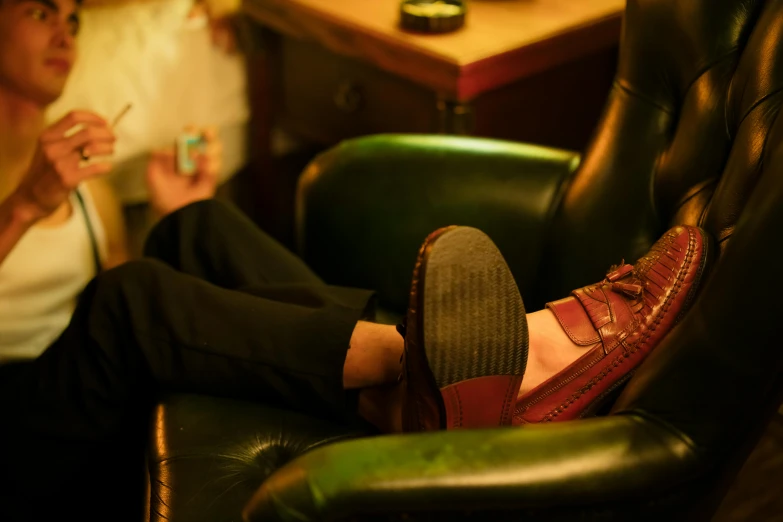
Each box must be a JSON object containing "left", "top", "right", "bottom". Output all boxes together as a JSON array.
[{"left": 0, "top": 187, "right": 107, "bottom": 362}]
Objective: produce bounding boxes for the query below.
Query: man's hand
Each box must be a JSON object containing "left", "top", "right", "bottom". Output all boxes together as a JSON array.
[
  {"left": 146, "top": 127, "right": 221, "bottom": 218},
  {"left": 12, "top": 111, "right": 115, "bottom": 223}
]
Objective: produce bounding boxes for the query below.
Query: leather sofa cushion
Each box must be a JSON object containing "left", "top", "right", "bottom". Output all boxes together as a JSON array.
[{"left": 146, "top": 394, "right": 374, "bottom": 522}]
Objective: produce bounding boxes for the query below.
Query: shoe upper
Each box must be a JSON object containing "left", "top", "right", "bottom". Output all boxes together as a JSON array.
[{"left": 515, "top": 225, "right": 711, "bottom": 424}]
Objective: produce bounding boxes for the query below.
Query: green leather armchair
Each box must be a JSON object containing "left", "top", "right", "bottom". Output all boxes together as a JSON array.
[
  {"left": 148, "top": 0, "right": 783, "bottom": 520},
  {"left": 295, "top": 135, "right": 580, "bottom": 318},
  {"left": 238, "top": 0, "right": 783, "bottom": 517},
  {"left": 242, "top": 130, "right": 783, "bottom": 521}
]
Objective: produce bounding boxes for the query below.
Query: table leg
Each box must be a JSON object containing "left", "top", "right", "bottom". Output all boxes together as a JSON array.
[{"left": 436, "top": 97, "right": 474, "bottom": 135}]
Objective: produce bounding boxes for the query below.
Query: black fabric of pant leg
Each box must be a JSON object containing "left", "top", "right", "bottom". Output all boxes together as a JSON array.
[
  {"left": 144, "top": 199, "right": 325, "bottom": 288},
  {"left": 1, "top": 261, "right": 371, "bottom": 521},
  {"left": 0, "top": 205, "right": 374, "bottom": 521},
  {"left": 144, "top": 199, "right": 375, "bottom": 316},
  {"left": 141, "top": 201, "right": 374, "bottom": 417},
  {"left": 26, "top": 259, "right": 370, "bottom": 435}
]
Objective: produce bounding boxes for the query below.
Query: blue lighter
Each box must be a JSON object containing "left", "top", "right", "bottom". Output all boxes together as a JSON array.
[{"left": 177, "top": 133, "right": 206, "bottom": 176}]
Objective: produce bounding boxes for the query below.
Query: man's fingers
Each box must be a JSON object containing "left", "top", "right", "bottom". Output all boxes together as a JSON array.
[
  {"left": 42, "top": 111, "right": 108, "bottom": 140},
  {"left": 195, "top": 153, "right": 220, "bottom": 183},
  {"left": 63, "top": 126, "right": 116, "bottom": 151},
  {"left": 149, "top": 148, "right": 177, "bottom": 175},
  {"left": 201, "top": 126, "right": 218, "bottom": 142},
  {"left": 205, "top": 140, "right": 223, "bottom": 157},
  {"left": 41, "top": 125, "right": 115, "bottom": 163},
  {"left": 78, "top": 141, "right": 116, "bottom": 159}
]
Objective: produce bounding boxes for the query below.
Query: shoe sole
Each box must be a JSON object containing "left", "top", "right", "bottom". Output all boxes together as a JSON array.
[{"left": 416, "top": 227, "right": 529, "bottom": 388}]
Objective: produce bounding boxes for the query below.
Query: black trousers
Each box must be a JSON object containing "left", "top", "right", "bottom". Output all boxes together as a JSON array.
[{"left": 0, "top": 200, "right": 374, "bottom": 521}]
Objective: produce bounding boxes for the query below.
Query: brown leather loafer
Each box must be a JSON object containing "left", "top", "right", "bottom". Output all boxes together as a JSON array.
[
  {"left": 514, "top": 225, "right": 713, "bottom": 424},
  {"left": 401, "top": 226, "right": 529, "bottom": 431}
]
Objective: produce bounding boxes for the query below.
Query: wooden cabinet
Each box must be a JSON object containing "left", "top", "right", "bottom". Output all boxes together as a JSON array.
[
  {"left": 274, "top": 35, "right": 617, "bottom": 151},
  {"left": 278, "top": 37, "right": 438, "bottom": 144},
  {"left": 242, "top": 0, "right": 624, "bottom": 240}
]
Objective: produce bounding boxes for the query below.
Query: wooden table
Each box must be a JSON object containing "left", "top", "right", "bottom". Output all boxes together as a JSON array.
[{"left": 241, "top": 0, "right": 625, "bottom": 239}]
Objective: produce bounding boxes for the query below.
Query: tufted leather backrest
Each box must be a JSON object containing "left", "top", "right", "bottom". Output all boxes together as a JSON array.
[{"left": 542, "top": 0, "right": 780, "bottom": 299}]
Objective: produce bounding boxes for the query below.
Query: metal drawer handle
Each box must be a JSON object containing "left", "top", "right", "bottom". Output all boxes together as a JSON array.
[{"left": 334, "top": 80, "right": 363, "bottom": 113}]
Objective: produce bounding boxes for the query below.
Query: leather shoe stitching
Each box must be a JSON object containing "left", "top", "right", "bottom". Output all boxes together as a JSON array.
[{"left": 542, "top": 229, "right": 697, "bottom": 421}]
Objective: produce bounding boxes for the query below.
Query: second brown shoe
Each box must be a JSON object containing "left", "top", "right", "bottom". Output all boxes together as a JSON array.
[
  {"left": 401, "top": 226, "right": 529, "bottom": 432},
  {"left": 514, "top": 225, "right": 713, "bottom": 424}
]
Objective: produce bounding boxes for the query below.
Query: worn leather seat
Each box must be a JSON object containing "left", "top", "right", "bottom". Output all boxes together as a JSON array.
[{"left": 147, "top": 0, "right": 783, "bottom": 520}]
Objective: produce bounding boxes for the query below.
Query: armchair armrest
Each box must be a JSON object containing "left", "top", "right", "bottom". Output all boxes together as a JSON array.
[
  {"left": 243, "top": 414, "right": 699, "bottom": 522},
  {"left": 296, "top": 134, "right": 580, "bottom": 314}
]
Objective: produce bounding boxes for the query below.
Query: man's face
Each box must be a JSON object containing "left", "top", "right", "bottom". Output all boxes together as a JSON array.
[{"left": 0, "top": 0, "right": 79, "bottom": 106}]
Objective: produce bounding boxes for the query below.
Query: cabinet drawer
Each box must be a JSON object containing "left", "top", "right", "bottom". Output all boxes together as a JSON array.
[{"left": 278, "top": 37, "right": 438, "bottom": 143}]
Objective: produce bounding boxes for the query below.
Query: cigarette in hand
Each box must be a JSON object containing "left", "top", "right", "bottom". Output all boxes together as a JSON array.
[{"left": 112, "top": 103, "right": 132, "bottom": 128}]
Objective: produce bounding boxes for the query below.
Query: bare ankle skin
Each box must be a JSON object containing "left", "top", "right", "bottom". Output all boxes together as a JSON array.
[
  {"left": 519, "top": 309, "right": 597, "bottom": 396},
  {"left": 343, "top": 321, "right": 404, "bottom": 389}
]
